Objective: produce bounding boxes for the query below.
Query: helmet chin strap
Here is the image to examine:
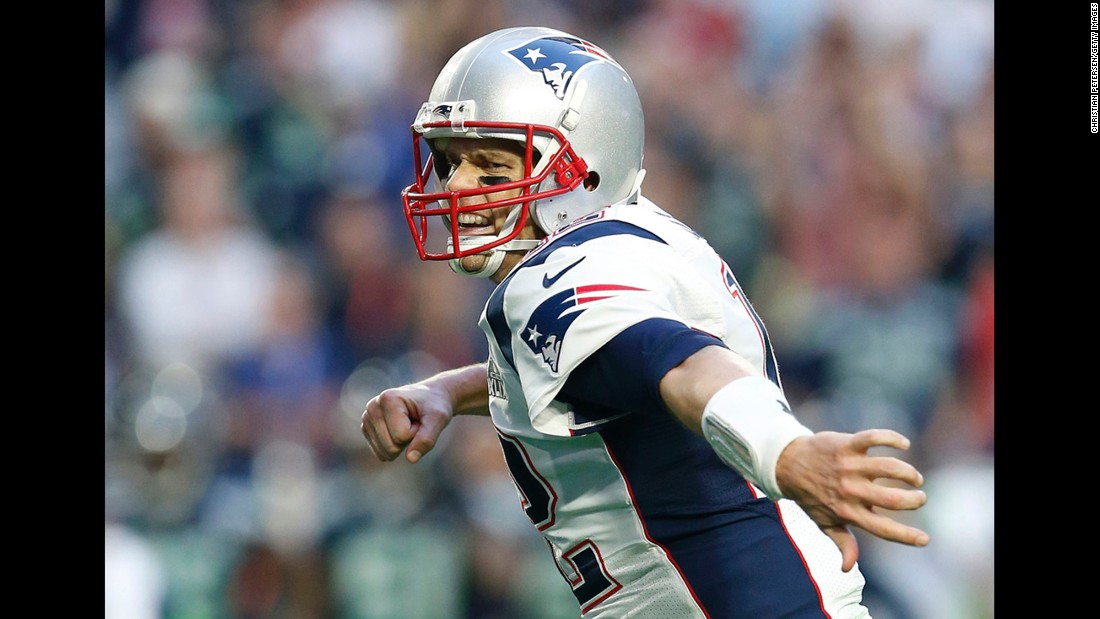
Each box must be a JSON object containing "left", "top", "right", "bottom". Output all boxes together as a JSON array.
[
  {"left": 447, "top": 247, "right": 502, "bottom": 278},
  {"left": 446, "top": 205, "right": 541, "bottom": 278}
]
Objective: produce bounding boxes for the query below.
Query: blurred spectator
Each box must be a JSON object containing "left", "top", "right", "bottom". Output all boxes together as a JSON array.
[
  {"left": 225, "top": 542, "right": 287, "bottom": 619},
  {"left": 273, "top": 0, "right": 402, "bottom": 119},
  {"left": 121, "top": 48, "right": 235, "bottom": 170},
  {"left": 220, "top": 0, "right": 390, "bottom": 246},
  {"left": 315, "top": 191, "right": 417, "bottom": 370},
  {"left": 110, "top": 142, "right": 284, "bottom": 542},
  {"left": 218, "top": 250, "right": 344, "bottom": 462},
  {"left": 398, "top": 0, "right": 519, "bottom": 82},
  {"left": 223, "top": 537, "right": 331, "bottom": 619},
  {"left": 197, "top": 250, "right": 344, "bottom": 569},
  {"left": 766, "top": 12, "right": 879, "bottom": 289},
  {"left": 115, "top": 144, "right": 281, "bottom": 376},
  {"left": 938, "top": 64, "right": 994, "bottom": 287}
]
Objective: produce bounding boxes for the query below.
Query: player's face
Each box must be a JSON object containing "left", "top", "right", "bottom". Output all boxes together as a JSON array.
[{"left": 440, "top": 137, "right": 543, "bottom": 282}]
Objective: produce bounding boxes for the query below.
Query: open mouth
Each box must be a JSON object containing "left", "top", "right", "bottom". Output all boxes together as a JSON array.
[{"left": 457, "top": 213, "right": 495, "bottom": 235}]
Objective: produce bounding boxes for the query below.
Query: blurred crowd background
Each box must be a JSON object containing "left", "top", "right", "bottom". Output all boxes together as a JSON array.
[{"left": 105, "top": 0, "right": 994, "bottom": 617}]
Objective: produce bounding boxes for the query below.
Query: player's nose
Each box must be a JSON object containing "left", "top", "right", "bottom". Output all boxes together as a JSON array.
[{"left": 446, "top": 161, "right": 481, "bottom": 192}]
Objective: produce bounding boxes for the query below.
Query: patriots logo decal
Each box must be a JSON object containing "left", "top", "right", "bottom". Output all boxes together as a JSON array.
[
  {"left": 522, "top": 284, "right": 645, "bottom": 373},
  {"left": 505, "top": 36, "right": 621, "bottom": 100}
]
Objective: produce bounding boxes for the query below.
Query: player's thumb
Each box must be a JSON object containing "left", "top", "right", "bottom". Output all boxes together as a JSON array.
[
  {"left": 823, "top": 525, "right": 860, "bottom": 573},
  {"left": 404, "top": 413, "right": 449, "bottom": 464}
]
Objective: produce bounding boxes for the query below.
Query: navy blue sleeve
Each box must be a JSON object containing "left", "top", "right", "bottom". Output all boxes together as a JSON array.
[{"left": 557, "top": 318, "right": 728, "bottom": 418}]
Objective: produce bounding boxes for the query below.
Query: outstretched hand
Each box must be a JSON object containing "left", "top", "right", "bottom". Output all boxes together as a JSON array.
[{"left": 775, "top": 429, "right": 930, "bottom": 572}]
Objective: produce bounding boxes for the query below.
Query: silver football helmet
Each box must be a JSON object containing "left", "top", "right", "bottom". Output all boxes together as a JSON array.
[{"left": 401, "top": 26, "right": 646, "bottom": 277}]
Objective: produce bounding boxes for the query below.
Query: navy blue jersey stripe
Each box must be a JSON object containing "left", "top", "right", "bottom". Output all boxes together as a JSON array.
[
  {"left": 484, "top": 220, "right": 669, "bottom": 371},
  {"left": 724, "top": 267, "right": 781, "bottom": 386},
  {"left": 600, "top": 419, "right": 830, "bottom": 617},
  {"left": 484, "top": 283, "right": 515, "bottom": 371},
  {"left": 747, "top": 302, "right": 780, "bottom": 385},
  {"left": 523, "top": 220, "right": 667, "bottom": 269}
]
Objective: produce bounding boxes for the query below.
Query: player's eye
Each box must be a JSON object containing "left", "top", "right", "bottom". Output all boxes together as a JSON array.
[{"left": 480, "top": 175, "right": 510, "bottom": 186}]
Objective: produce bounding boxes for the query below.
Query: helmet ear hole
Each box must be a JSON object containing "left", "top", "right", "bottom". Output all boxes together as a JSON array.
[{"left": 583, "top": 171, "right": 600, "bottom": 191}]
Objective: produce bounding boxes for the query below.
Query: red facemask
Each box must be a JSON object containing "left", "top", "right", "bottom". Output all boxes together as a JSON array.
[{"left": 401, "top": 120, "right": 589, "bottom": 261}]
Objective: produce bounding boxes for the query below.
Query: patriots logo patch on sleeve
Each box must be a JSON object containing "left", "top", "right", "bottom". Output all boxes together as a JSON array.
[
  {"left": 505, "top": 35, "right": 622, "bottom": 99},
  {"left": 522, "top": 284, "right": 645, "bottom": 373}
]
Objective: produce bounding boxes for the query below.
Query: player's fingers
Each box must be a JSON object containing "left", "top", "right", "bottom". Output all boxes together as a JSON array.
[
  {"left": 852, "top": 481, "right": 928, "bottom": 512},
  {"left": 363, "top": 393, "right": 413, "bottom": 461},
  {"left": 362, "top": 415, "right": 400, "bottom": 462},
  {"left": 379, "top": 391, "right": 418, "bottom": 444},
  {"left": 866, "top": 456, "right": 924, "bottom": 489},
  {"left": 851, "top": 509, "right": 931, "bottom": 548},
  {"left": 848, "top": 428, "right": 910, "bottom": 454},
  {"left": 360, "top": 400, "right": 392, "bottom": 461},
  {"left": 360, "top": 415, "right": 382, "bottom": 458},
  {"left": 821, "top": 525, "right": 860, "bottom": 573}
]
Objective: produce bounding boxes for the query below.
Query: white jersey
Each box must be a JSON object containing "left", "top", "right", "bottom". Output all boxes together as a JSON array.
[{"left": 478, "top": 198, "right": 869, "bottom": 618}]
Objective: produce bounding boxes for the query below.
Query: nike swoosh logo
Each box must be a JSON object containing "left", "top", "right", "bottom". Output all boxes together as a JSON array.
[{"left": 542, "top": 256, "right": 586, "bottom": 288}]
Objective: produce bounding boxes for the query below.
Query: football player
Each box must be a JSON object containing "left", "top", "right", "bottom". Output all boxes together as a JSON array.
[{"left": 362, "top": 26, "right": 929, "bottom": 618}]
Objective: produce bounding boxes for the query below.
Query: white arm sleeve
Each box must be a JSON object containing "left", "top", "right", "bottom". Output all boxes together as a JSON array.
[{"left": 700, "top": 375, "right": 814, "bottom": 500}]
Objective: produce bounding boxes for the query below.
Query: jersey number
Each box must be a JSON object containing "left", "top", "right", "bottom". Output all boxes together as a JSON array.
[{"left": 497, "top": 431, "right": 622, "bottom": 612}]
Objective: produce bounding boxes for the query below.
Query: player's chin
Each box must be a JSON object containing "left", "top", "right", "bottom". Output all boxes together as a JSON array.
[{"left": 458, "top": 254, "right": 488, "bottom": 272}]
